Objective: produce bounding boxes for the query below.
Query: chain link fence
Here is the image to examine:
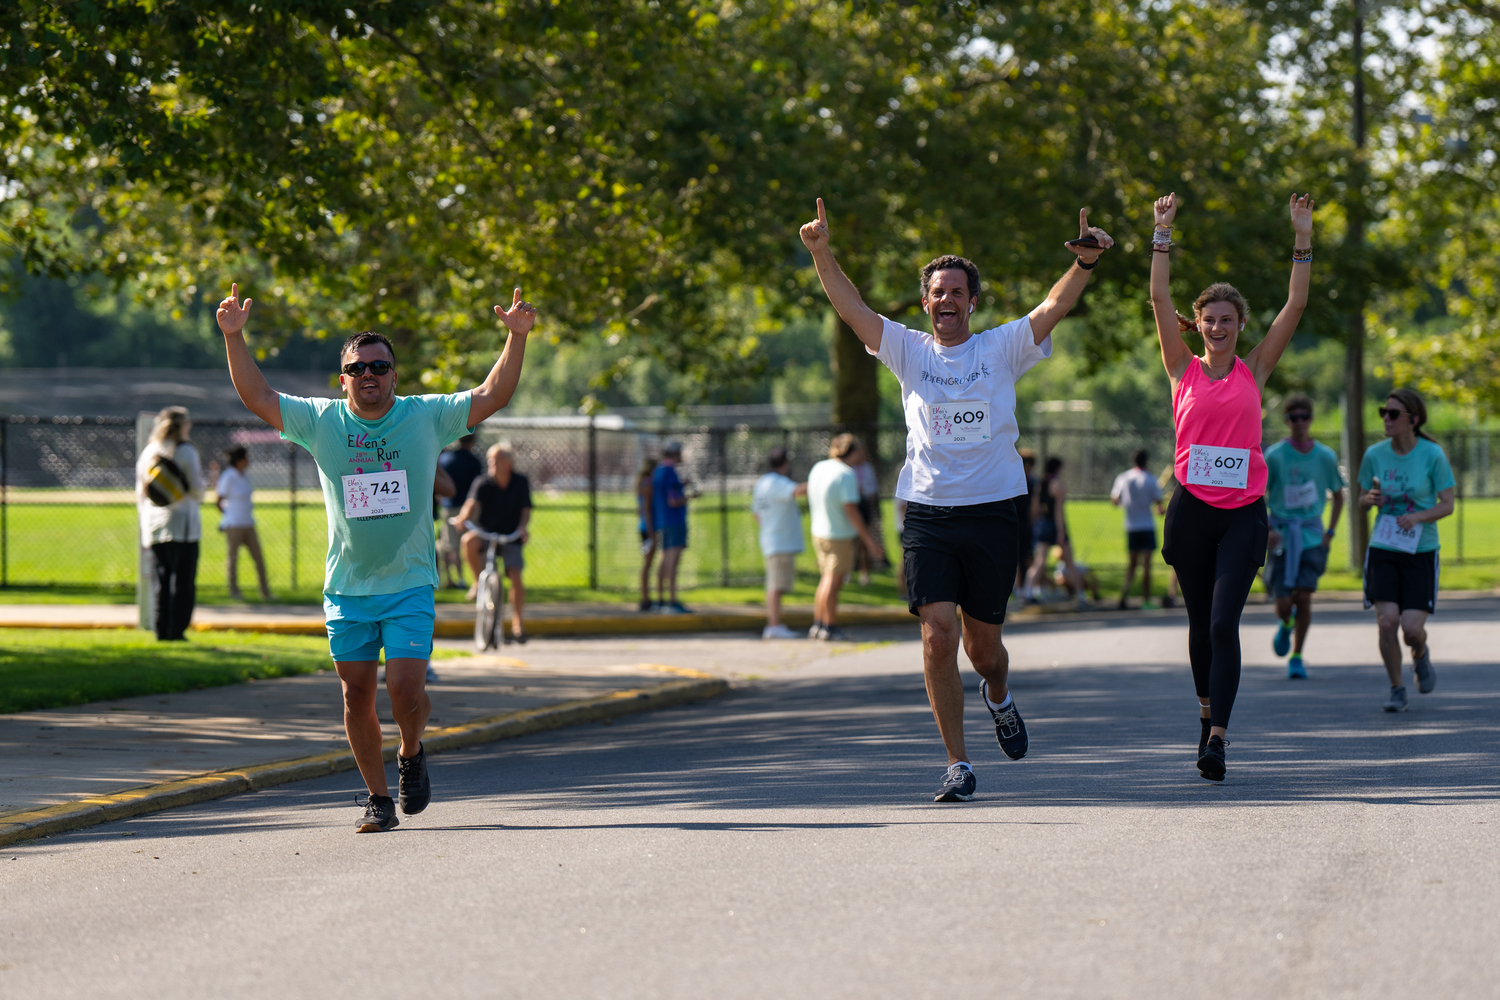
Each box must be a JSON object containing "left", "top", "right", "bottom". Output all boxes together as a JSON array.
[{"left": 1, "top": 413, "right": 1496, "bottom": 596}]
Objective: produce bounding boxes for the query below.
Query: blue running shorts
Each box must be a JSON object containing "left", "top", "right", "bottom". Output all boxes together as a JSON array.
[{"left": 324, "top": 585, "right": 436, "bottom": 663}]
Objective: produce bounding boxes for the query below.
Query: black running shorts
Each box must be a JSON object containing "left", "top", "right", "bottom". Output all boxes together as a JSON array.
[
  {"left": 1363, "top": 546, "right": 1438, "bottom": 614},
  {"left": 902, "top": 498, "right": 1020, "bottom": 625}
]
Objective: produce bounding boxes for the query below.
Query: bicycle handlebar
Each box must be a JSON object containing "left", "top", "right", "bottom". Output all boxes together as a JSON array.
[{"left": 464, "top": 521, "right": 525, "bottom": 545}]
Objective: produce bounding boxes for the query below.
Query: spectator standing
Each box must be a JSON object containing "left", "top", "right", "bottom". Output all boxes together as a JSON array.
[
  {"left": 136, "top": 406, "right": 205, "bottom": 641},
  {"left": 454, "top": 442, "right": 533, "bottom": 642},
  {"left": 807, "top": 434, "right": 885, "bottom": 641},
  {"left": 1025, "top": 456, "right": 1086, "bottom": 608},
  {"left": 852, "top": 455, "right": 881, "bottom": 586},
  {"left": 1111, "top": 449, "right": 1164, "bottom": 610},
  {"left": 216, "top": 445, "right": 272, "bottom": 602},
  {"left": 752, "top": 446, "right": 808, "bottom": 639},
  {"left": 634, "top": 455, "right": 658, "bottom": 610},
  {"left": 651, "top": 441, "right": 691, "bottom": 614},
  {"left": 436, "top": 435, "right": 482, "bottom": 590},
  {"left": 1016, "top": 450, "right": 1038, "bottom": 595}
]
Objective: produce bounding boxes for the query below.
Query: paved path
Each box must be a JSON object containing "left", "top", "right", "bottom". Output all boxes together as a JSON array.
[{"left": 4, "top": 601, "right": 1499, "bottom": 998}]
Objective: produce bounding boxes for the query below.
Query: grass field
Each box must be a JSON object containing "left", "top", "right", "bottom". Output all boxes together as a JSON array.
[{"left": 0, "top": 494, "right": 1495, "bottom": 604}]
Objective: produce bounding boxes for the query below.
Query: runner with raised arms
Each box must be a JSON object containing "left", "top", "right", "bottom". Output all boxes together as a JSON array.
[
  {"left": 800, "top": 197, "right": 1114, "bottom": 802},
  {"left": 1150, "top": 192, "right": 1314, "bottom": 781},
  {"left": 216, "top": 283, "right": 537, "bottom": 833}
]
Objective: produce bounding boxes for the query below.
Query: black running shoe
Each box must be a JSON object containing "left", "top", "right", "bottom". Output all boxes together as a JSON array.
[
  {"left": 980, "top": 680, "right": 1029, "bottom": 760},
  {"left": 933, "top": 763, "right": 976, "bottom": 802},
  {"left": 397, "top": 743, "right": 431, "bottom": 815},
  {"left": 1197, "top": 735, "right": 1228, "bottom": 782},
  {"left": 355, "top": 793, "right": 399, "bottom": 833},
  {"left": 1199, "top": 717, "right": 1212, "bottom": 759}
]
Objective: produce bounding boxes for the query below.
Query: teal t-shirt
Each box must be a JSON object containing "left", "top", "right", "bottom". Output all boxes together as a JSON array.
[
  {"left": 280, "top": 391, "right": 474, "bottom": 595},
  {"left": 1357, "top": 438, "right": 1455, "bottom": 553},
  {"left": 1264, "top": 439, "right": 1345, "bottom": 549}
]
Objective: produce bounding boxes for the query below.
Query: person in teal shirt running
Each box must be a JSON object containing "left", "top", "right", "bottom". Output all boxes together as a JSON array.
[
  {"left": 1263, "top": 394, "right": 1345, "bottom": 679},
  {"left": 1357, "top": 388, "right": 1456, "bottom": 714},
  {"left": 215, "top": 283, "right": 537, "bottom": 834}
]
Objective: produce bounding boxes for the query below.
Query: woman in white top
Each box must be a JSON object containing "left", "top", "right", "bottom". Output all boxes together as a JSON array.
[
  {"left": 217, "top": 445, "right": 273, "bottom": 602},
  {"left": 135, "top": 406, "right": 205, "bottom": 640}
]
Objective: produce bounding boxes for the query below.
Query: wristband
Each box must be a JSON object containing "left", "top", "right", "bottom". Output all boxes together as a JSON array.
[
  {"left": 1076, "top": 257, "right": 1098, "bottom": 270},
  {"left": 1292, "top": 246, "right": 1313, "bottom": 263}
]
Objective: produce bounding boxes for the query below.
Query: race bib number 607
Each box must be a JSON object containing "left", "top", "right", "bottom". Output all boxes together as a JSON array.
[
  {"left": 1186, "top": 444, "right": 1251, "bottom": 490},
  {"left": 925, "top": 400, "right": 990, "bottom": 446},
  {"left": 342, "top": 469, "right": 410, "bottom": 519}
]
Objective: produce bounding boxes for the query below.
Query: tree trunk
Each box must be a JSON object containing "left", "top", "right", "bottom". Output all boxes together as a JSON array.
[
  {"left": 1346, "top": 0, "right": 1370, "bottom": 574},
  {"left": 829, "top": 308, "right": 882, "bottom": 459}
]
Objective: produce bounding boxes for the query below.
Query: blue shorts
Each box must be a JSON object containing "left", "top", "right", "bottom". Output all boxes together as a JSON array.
[
  {"left": 1267, "top": 544, "right": 1329, "bottom": 598},
  {"left": 657, "top": 522, "right": 688, "bottom": 550},
  {"left": 324, "top": 585, "right": 436, "bottom": 663}
]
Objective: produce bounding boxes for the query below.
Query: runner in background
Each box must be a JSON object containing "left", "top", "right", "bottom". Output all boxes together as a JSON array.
[
  {"left": 1151, "top": 191, "right": 1314, "bottom": 781},
  {"left": 215, "top": 283, "right": 536, "bottom": 834},
  {"left": 1111, "top": 449, "right": 1163, "bottom": 610},
  {"left": 1357, "top": 388, "right": 1455, "bottom": 712},
  {"left": 1264, "top": 394, "right": 1344, "bottom": 679}
]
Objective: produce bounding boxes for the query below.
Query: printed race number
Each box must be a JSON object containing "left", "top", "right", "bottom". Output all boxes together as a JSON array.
[
  {"left": 1372, "top": 513, "right": 1421, "bottom": 554},
  {"left": 1186, "top": 444, "right": 1251, "bottom": 491},
  {"left": 342, "top": 469, "right": 410, "bottom": 519},
  {"left": 925, "top": 400, "right": 990, "bottom": 446},
  {"left": 1283, "top": 480, "right": 1319, "bottom": 510}
]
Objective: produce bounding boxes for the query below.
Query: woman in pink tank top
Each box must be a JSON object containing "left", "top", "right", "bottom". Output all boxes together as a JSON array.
[{"left": 1150, "top": 191, "right": 1315, "bottom": 782}]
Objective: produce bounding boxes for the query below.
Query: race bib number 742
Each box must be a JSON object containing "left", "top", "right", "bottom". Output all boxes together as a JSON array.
[
  {"left": 1186, "top": 444, "right": 1251, "bottom": 490},
  {"left": 342, "top": 469, "right": 410, "bottom": 519}
]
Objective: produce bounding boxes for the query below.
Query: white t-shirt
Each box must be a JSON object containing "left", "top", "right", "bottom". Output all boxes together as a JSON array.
[
  {"left": 1110, "top": 466, "right": 1162, "bottom": 532},
  {"left": 216, "top": 466, "right": 256, "bottom": 528},
  {"left": 807, "top": 459, "right": 860, "bottom": 540},
  {"left": 135, "top": 441, "right": 204, "bottom": 545},
  {"left": 872, "top": 315, "right": 1050, "bottom": 506},
  {"left": 751, "top": 472, "right": 805, "bottom": 556}
]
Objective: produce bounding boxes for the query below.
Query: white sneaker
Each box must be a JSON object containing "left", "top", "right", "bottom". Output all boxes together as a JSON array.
[{"left": 762, "top": 624, "right": 799, "bottom": 640}]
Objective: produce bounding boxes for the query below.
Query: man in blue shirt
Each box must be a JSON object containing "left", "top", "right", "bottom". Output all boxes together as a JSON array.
[{"left": 651, "top": 440, "right": 691, "bottom": 614}]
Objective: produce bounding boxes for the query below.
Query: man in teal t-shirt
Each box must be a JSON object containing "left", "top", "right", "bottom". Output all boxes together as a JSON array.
[
  {"left": 215, "top": 283, "right": 537, "bottom": 834},
  {"left": 1263, "top": 394, "right": 1345, "bottom": 678}
]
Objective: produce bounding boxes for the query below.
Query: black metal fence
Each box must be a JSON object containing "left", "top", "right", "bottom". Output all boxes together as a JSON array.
[{"left": 1, "top": 413, "right": 1495, "bottom": 594}]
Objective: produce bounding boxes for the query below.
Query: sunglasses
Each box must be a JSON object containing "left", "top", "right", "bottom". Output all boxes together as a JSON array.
[
  {"left": 1285, "top": 412, "right": 1312, "bottom": 423},
  {"left": 341, "top": 361, "right": 394, "bottom": 377},
  {"left": 1378, "top": 407, "right": 1408, "bottom": 421}
]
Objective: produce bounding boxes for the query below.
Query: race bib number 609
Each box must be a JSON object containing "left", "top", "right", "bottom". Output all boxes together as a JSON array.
[
  {"left": 1186, "top": 444, "right": 1251, "bottom": 490},
  {"left": 925, "top": 400, "right": 990, "bottom": 446},
  {"left": 342, "top": 469, "right": 410, "bottom": 519}
]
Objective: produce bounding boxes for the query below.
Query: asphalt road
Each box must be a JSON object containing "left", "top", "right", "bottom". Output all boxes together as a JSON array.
[{"left": 5, "top": 600, "right": 1499, "bottom": 999}]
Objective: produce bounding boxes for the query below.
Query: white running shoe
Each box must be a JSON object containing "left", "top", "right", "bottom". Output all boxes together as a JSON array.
[{"left": 762, "top": 624, "right": 799, "bottom": 640}]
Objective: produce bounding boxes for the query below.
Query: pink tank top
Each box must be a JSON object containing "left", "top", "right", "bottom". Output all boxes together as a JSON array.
[{"left": 1172, "top": 356, "right": 1267, "bottom": 509}]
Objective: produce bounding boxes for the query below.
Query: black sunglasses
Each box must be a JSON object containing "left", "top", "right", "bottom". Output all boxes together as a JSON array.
[
  {"left": 341, "top": 360, "right": 394, "bottom": 377},
  {"left": 1378, "top": 407, "right": 1408, "bottom": 420},
  {"left": 1285, "top": 412, "right": 1312, "bottom": 423}
]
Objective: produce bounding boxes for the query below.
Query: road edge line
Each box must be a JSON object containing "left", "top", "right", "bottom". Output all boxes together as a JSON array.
[{"left": 0, "top": 672, "right": 728, "bottom": 849}]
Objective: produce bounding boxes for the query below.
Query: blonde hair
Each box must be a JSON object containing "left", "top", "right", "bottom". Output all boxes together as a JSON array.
[
  {"left": 149, "top": 406, "right": 191, "bottom": 454},
  {"left": 487, "top": 441, "right": 514, "bottom": 461},
  {"left": 829, "top": 433, "right": 861, "bottom": 460}
]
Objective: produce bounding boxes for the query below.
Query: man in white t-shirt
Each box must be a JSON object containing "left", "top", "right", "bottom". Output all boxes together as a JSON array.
[
  {"left": 751, "top": 445, "right": 808, "bottom": 640},
  {"left": 1111, "top": 449, "right": 1164, "bottom": 610},
  {"left": 799, "top": 197, "right": 1113, "bottom": 803},
  {"left": 807, "top": 434, "right": 885, "bottom": 642}
]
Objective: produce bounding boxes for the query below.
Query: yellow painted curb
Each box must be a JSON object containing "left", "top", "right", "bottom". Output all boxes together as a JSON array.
[{"left": 0, "top": 665, "right": 727, "bottom": 849}]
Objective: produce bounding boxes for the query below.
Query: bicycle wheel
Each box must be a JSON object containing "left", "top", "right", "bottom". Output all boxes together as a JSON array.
[{"left": 475, "top": 569, "right": 502, "bottom": 651}]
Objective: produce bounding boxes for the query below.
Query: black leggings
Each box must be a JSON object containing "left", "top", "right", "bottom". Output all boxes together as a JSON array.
[{"left": 1162, "top": 488, "right": 1268, "bottom": 730}]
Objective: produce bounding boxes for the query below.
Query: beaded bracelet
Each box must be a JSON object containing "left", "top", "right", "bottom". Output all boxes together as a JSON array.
[
  {"left": 1292, "top": 247, "right": 1313, "bottom": 263},
  {"left": 1152, "top": 242, "right": 1173, "bottom": 253},
  {"left": 1152, "top": 225, "right": 1173, "bottom": 253}
]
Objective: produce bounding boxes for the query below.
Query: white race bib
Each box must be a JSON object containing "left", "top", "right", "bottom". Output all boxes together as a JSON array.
[
  {"left": 1283, "top": 480, "right": 1319, "bottom": 510},
  {"left": 1373, "top": 513, "right": 1421, "bottom": 554},
  {"left": 1186, "top": 444, "right": 1251, "bottom": 490},
  {"left": 342, "top": 469, "right": 410, "bottom": 519},
  {"left": 925, "top": 399, "right": 990, "bottom": 446}
]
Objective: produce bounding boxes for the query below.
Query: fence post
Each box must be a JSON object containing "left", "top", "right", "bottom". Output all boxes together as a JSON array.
[
  {"left": 718, "top": 430, "right": 730, "bottom": 587},
  {"left": 588, "top": 417, "right": 598, "bottom": 590},
  {"left": 1456, "top": 431, "right": 1465, "bottom": 564},
  {"left": 289, "top": 445, "right": 298, "bottom": 592},
  {"left": 1, "top": 418, "right": 7, "bottom": 588}
]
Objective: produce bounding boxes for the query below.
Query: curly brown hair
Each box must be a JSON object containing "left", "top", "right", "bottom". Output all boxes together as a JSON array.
[{"left": 920, "top": 255, "right": 980, "bottom": 301}]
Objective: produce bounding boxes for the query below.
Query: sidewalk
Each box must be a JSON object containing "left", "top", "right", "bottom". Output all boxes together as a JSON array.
[{"left": 0, "top": 653, "right": 727, "bottom": 846}]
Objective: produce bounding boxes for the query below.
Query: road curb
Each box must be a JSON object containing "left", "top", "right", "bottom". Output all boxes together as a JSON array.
[{"left": 0, "top": 666, "right": 727, "bottom": 849}]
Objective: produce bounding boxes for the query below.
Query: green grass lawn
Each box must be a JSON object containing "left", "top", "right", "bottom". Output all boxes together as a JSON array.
[
  {"left": 1, "top": 494, "right": 1496, "bottom": 603},
  {"left": 0, "top": 628, "right": 470, "bottom": 714}
]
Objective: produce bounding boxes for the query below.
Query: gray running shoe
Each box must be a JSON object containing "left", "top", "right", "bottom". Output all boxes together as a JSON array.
[
  {"left": 933, "top": 763, "right": 976, "bottom": 802},
  {"left": 1383, "top": 686, "right": 1409, "bottom": 713},
  {"left": 1413, "top": 649, "right": 1436, "bottom": 694}
]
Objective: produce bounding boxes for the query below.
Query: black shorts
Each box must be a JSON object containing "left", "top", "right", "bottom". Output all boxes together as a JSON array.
[
  {"left": 902, "top": 499, "right": 1020, "bottom": 625},
  {"left": 1127, "top": 528, "right": 1157, "bottom": 553},
  {"left": 1363, "top": 547, "right": 1438, "bottom": 614}
]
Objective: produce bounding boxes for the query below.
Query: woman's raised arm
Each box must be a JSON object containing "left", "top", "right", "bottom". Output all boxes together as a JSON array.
[
  {"left": 1150, "top": 193, "right": 1194, "bottom": 388},
  {"left": 1246, "top": 194, "right": 1315, "bottom": 388}
]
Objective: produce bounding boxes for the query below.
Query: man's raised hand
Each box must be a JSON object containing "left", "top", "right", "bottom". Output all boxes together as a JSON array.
[
  {"left": 1065, "top": 208, "right": 1115, "bottom": 263},
  {"left": 495, "top": 287, "right": 537, "bottom": 336},
  {"left": 799, "top": 197, "right": 830, "bottom": 254},
  {"left": 216, "top": 283, "right": 253, "bottom": 336}
]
